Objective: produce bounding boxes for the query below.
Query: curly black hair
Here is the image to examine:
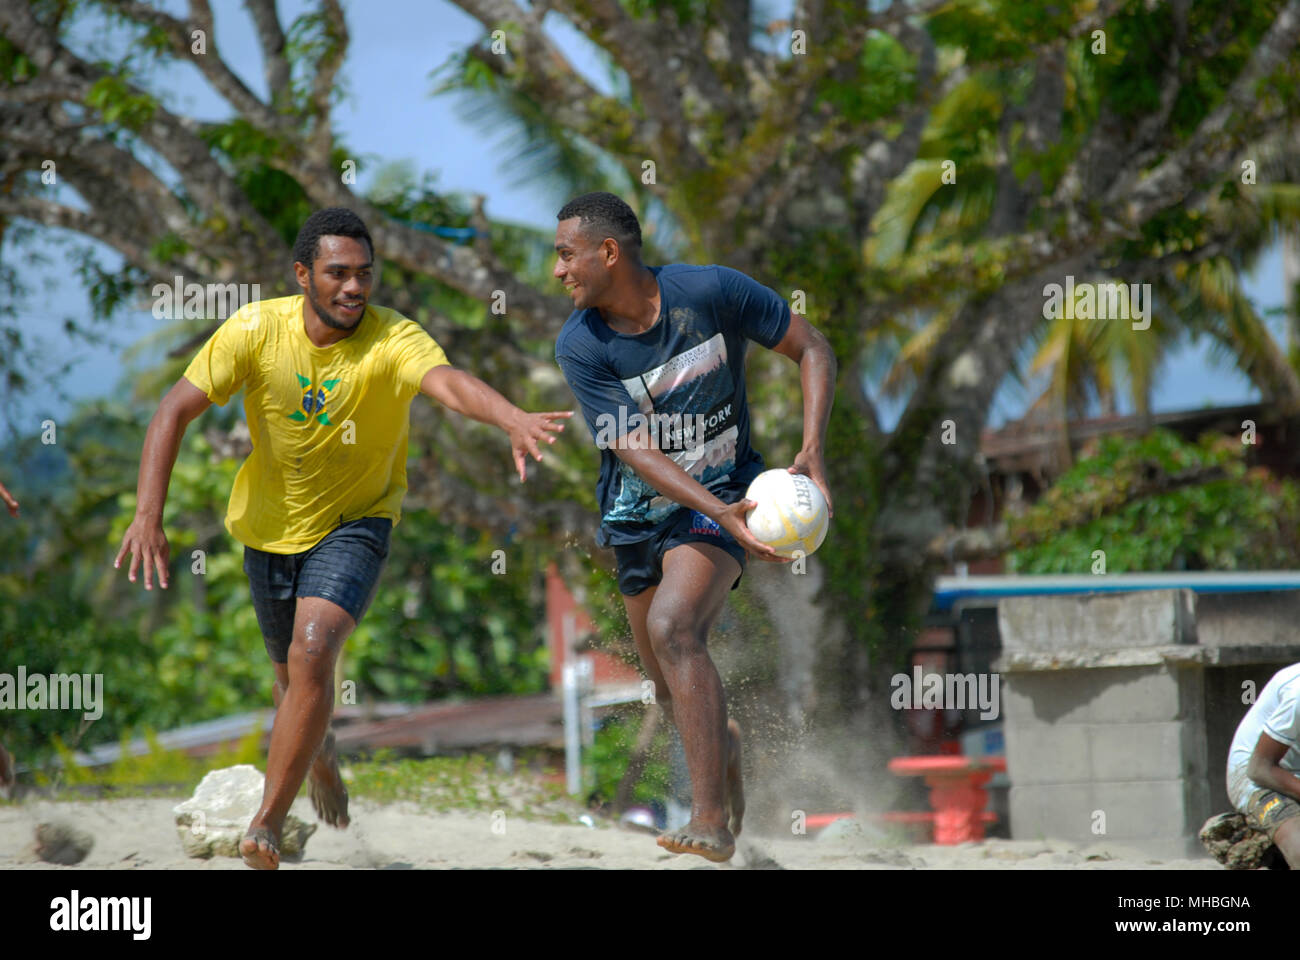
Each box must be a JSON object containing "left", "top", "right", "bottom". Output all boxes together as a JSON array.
[
  {"left": 292, "top": 207, "right": 374, "bottom": 270},
  {"left": 557, "top": 192, "right": 642, "bottom": 254}
]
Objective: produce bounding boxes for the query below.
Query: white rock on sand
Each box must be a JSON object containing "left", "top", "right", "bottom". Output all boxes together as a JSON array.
[
  {"left": 0, "top": 796, "right": 1223, "bottom": 869},
  {"left": 173, "top": 765, "right": 316, "bottom": 860}
]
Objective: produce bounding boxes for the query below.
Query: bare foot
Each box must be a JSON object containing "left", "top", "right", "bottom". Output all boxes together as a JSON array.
[
  {"left": 725, "top": 719, "right": 745, "bottom": 838},
  {"left": 240, "top": 826, "right": 280, "bottom": 870},
  {"left": 308, "top": 729, "right": 350, "bottom": 828},
  {"left": 657, "top": 821, "right": 736, "bottom": 863}
]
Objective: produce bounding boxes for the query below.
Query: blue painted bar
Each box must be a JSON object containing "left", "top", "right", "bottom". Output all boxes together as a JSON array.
[{"left": 932, "top": 572, "right": 1300, "bottom": 611}]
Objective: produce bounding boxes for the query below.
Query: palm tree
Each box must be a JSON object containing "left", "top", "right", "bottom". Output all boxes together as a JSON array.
[{"left": 870, "top": 43, "right": 1300, "bottom": 467}]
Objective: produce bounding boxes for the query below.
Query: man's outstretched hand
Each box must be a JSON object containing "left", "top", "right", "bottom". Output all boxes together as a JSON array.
[
  {"left": 788, "top": 449, "right": 833, "bottom": 517},
  {"left": 0, "top": 481, "right": 18, "bottom": 518},
  {"left": 507, "top": 409, "right": 573, "bottom": 482},
  {"left": 114, "top": 517, "right": 171, "bottom": 590}
]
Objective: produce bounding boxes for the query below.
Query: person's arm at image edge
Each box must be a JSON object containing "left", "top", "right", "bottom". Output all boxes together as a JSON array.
[
  {"left": 0, "top": 480, "right": 17, "bottom": 517},
  {"left": 114, "top": 377, "right": 213, "bottom": 590},
  {"left": 1246, "top": 732, "right": 1300, "bottom": 802}
]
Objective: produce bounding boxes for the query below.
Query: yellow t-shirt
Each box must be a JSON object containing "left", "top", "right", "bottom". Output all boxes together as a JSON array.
[{"left": 183, "top": 296, "right": 450, "bottom": 553}]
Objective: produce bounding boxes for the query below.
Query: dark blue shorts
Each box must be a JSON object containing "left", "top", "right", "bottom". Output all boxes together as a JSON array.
[
  {"left": 613, "top": 507, "right": 747, "bottom": 597},
  {"left": 242, "top": 517, "right": 391, "bottom": 663}
]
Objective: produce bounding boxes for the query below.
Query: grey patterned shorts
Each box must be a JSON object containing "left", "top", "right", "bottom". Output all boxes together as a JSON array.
[{"left": 242, "top": 517, "right": 391, "bottom": 662}]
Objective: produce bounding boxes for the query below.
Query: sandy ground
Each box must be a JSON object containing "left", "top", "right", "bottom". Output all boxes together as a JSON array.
[{"left": 0, "top": 796, "right": 1224, "bottom": 869}]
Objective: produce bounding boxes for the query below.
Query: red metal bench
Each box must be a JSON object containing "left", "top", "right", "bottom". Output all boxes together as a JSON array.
[
  {"left": 886, "top": 754, "right": 1006, "bottom": 844},
  {"left": 806, "top": 809, "right": 997, "bottom": 842}
]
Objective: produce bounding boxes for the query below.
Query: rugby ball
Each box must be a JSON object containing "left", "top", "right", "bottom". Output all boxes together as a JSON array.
[{"left": 744, "top": 469, "right": 829, "bottom": 558}]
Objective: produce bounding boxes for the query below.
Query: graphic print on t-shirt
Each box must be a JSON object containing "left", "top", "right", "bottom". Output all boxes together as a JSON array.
[
  {"left": 606, "top": 332, "right": 739, "bottom": 525},
  {"left": 288, "top": 373, "right": 342, "bottom": 425}
]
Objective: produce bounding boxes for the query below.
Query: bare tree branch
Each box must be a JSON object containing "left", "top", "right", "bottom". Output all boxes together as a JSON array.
[
  {"left": 0, "top": 2, "right": 286, "bottom": 274},
  {"left": 99, "top": 0, "right": 287, "bottom": 134},
  {"left": 272, "top": 155, "right": 570, "bottom": 336},
  {"left": 306, "top": 0, "right": 347, "bottom": 163},
  {"left": 1106, "top": 0, "right": 1300, "bottom": 223},
  {"left": 243, "top": 0, "right": 290, "bottom": 107},
  {"left": 546, "top": 0, "right": 709, "bottom": 174}
]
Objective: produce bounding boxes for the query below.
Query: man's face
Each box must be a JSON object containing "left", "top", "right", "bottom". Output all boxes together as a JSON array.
[
  {"left": 553, "top": 218, "right": 614, "bottom": 310},
  {"left": 295, "top": 235, "right": 374, "bottom": 330}
]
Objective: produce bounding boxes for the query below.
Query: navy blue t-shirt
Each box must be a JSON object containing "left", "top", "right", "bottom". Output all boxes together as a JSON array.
[{"left": 555, "top": 264, "right": 791, "bottom": 547}]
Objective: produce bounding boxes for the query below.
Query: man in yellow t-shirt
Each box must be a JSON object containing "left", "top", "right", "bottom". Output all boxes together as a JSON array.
[{"left": 114, "top": 207, "right": 571, "bottom": 870}]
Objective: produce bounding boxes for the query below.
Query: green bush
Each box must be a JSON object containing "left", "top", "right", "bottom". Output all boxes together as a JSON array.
[{"left": 1009, "top": 428, "right": 1300, "bottom": 573}]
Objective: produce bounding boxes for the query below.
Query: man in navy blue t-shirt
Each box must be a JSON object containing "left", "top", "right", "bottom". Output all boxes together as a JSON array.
[{"left": 554, "top": 192, "right": 836, "bottom": 863}]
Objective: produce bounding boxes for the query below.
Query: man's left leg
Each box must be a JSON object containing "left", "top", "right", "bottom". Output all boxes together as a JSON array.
[
  {"left": 241, "top": 597, "right": 355, "bottom": 870},
  {"left": 270, "top": 660, "right": 349, "bottom": 827},
  {"left": 645, "top": 541, "right": 743, "bottom": 862}
]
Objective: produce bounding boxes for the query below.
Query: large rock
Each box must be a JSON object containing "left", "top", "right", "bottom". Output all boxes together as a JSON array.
[
  {"left": 1198, "top": 811, "right": 1286, "bottom": 870},
  {"left": 35, "top": 821, "right": 94, "bottom": 864},
  {"left": 173, "top": 765, "right": 316, "bottom": 860}
]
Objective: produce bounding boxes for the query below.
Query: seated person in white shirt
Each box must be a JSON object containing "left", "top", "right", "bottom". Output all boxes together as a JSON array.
[{"left": 1227, "top": 662, "right": 1300, "bottom": 867}]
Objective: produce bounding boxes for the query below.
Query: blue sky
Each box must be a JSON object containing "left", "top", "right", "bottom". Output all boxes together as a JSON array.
[{"left": 2, "top": 0, "right": 1286, "bottom": 434}]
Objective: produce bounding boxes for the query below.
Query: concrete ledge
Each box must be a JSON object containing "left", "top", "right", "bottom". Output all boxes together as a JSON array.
[
  {"left": 1197, "top": 592, "right": 1300, "bottom": 648},
  {"left": 998, "top": 643, "right": 1300, "bottom": 672},
  {"left": 998, "top": 644, "right": 1200, "bottom": 671},
  {"left": 999, "top": 589, "right": 1195, "bottom": 656}
]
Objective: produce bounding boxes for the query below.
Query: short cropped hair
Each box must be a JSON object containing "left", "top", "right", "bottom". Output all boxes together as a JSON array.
[
  {"left": 293, "top": 207, "right": 374, "bottom": 270},
  {"left": 557, "top": 192, "right": 642, "bottom": 254}
]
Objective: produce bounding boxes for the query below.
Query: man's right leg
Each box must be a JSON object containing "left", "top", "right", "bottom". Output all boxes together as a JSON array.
[
  {"left": 242, "top": 596, "right": 356, "bottom": 869},
  {"left": 1244, "top": 788, "right": 1300, "bottom": 867},
  {"left": 1272, "top": 818, "right": 1300, "bottom": 867}
]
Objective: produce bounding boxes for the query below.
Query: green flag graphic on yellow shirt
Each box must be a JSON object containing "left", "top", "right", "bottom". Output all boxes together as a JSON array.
[{"left": 288, "top": 373, "right": 341, "bottom": 425}]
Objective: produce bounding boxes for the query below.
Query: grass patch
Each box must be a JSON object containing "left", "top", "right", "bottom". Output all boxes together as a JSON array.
[
  {"left": 15, "top": 725, "right": 266, "bottom": 802},
  {"left": 6, "top": 732, "right": 590, "bottom": 828},
  {"left": 344, "top": 750, "right": 582, "bottom": 822}
]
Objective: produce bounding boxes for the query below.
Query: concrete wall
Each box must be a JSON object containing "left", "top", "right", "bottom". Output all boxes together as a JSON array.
[{"left": 997, "top": 589, "right": 1300, "bottom": 859}]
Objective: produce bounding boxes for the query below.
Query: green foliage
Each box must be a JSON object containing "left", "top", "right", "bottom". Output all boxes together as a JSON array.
[
  {"left": 928, "top": 1, "right": 1073, "bottom": 65},
  {"left": 753, "top": 227, "right": 892, "bottom": 658},
  {"left": 1, "top": 404, "right": 176, "bottom": 768},
  {"left": 8, "top": 0, "right": 1300, "bottom": 736},
  {"left": 345, "top": 751, "right": 575, "bottom": 820},
  {"left": 201, "top": 118, "right": 284, "bottom": 163},
  {"left": 147, "top": 232, "right": 191, "bottom": 265},
  {"left": 41, "top": 725, "right": 264, "bottom": 792},
  {"left": 618, "top": 0, "right": 707, "bottom": 24},
  {"left": 1, "top": 393, "right": 550, "bottom": 771},
  {"left": 1009, "top": 429, "right": 1300, "bottom": 573},
  {"left": 587, "top": 710, "right": 670, "bottom": 807},
  {"left": 283, "top": 9, "right": 348, "bottom": 116},
  {"left": 0, "top": 34, "right": 34, "bottom": 82},
  {"left": 85, "top": 74, "right": 157, "bottom": 129},
  {"left": 817, "top": 31, "right": 917, "bottom": 126},
  {"left": 349, "top": 508, "right": 550, "bottom": 701}
]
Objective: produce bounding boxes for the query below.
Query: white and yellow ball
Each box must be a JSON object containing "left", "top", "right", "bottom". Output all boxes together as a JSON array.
[{"left": 744, "top": 468, "right": 829, "bottom": 558}]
